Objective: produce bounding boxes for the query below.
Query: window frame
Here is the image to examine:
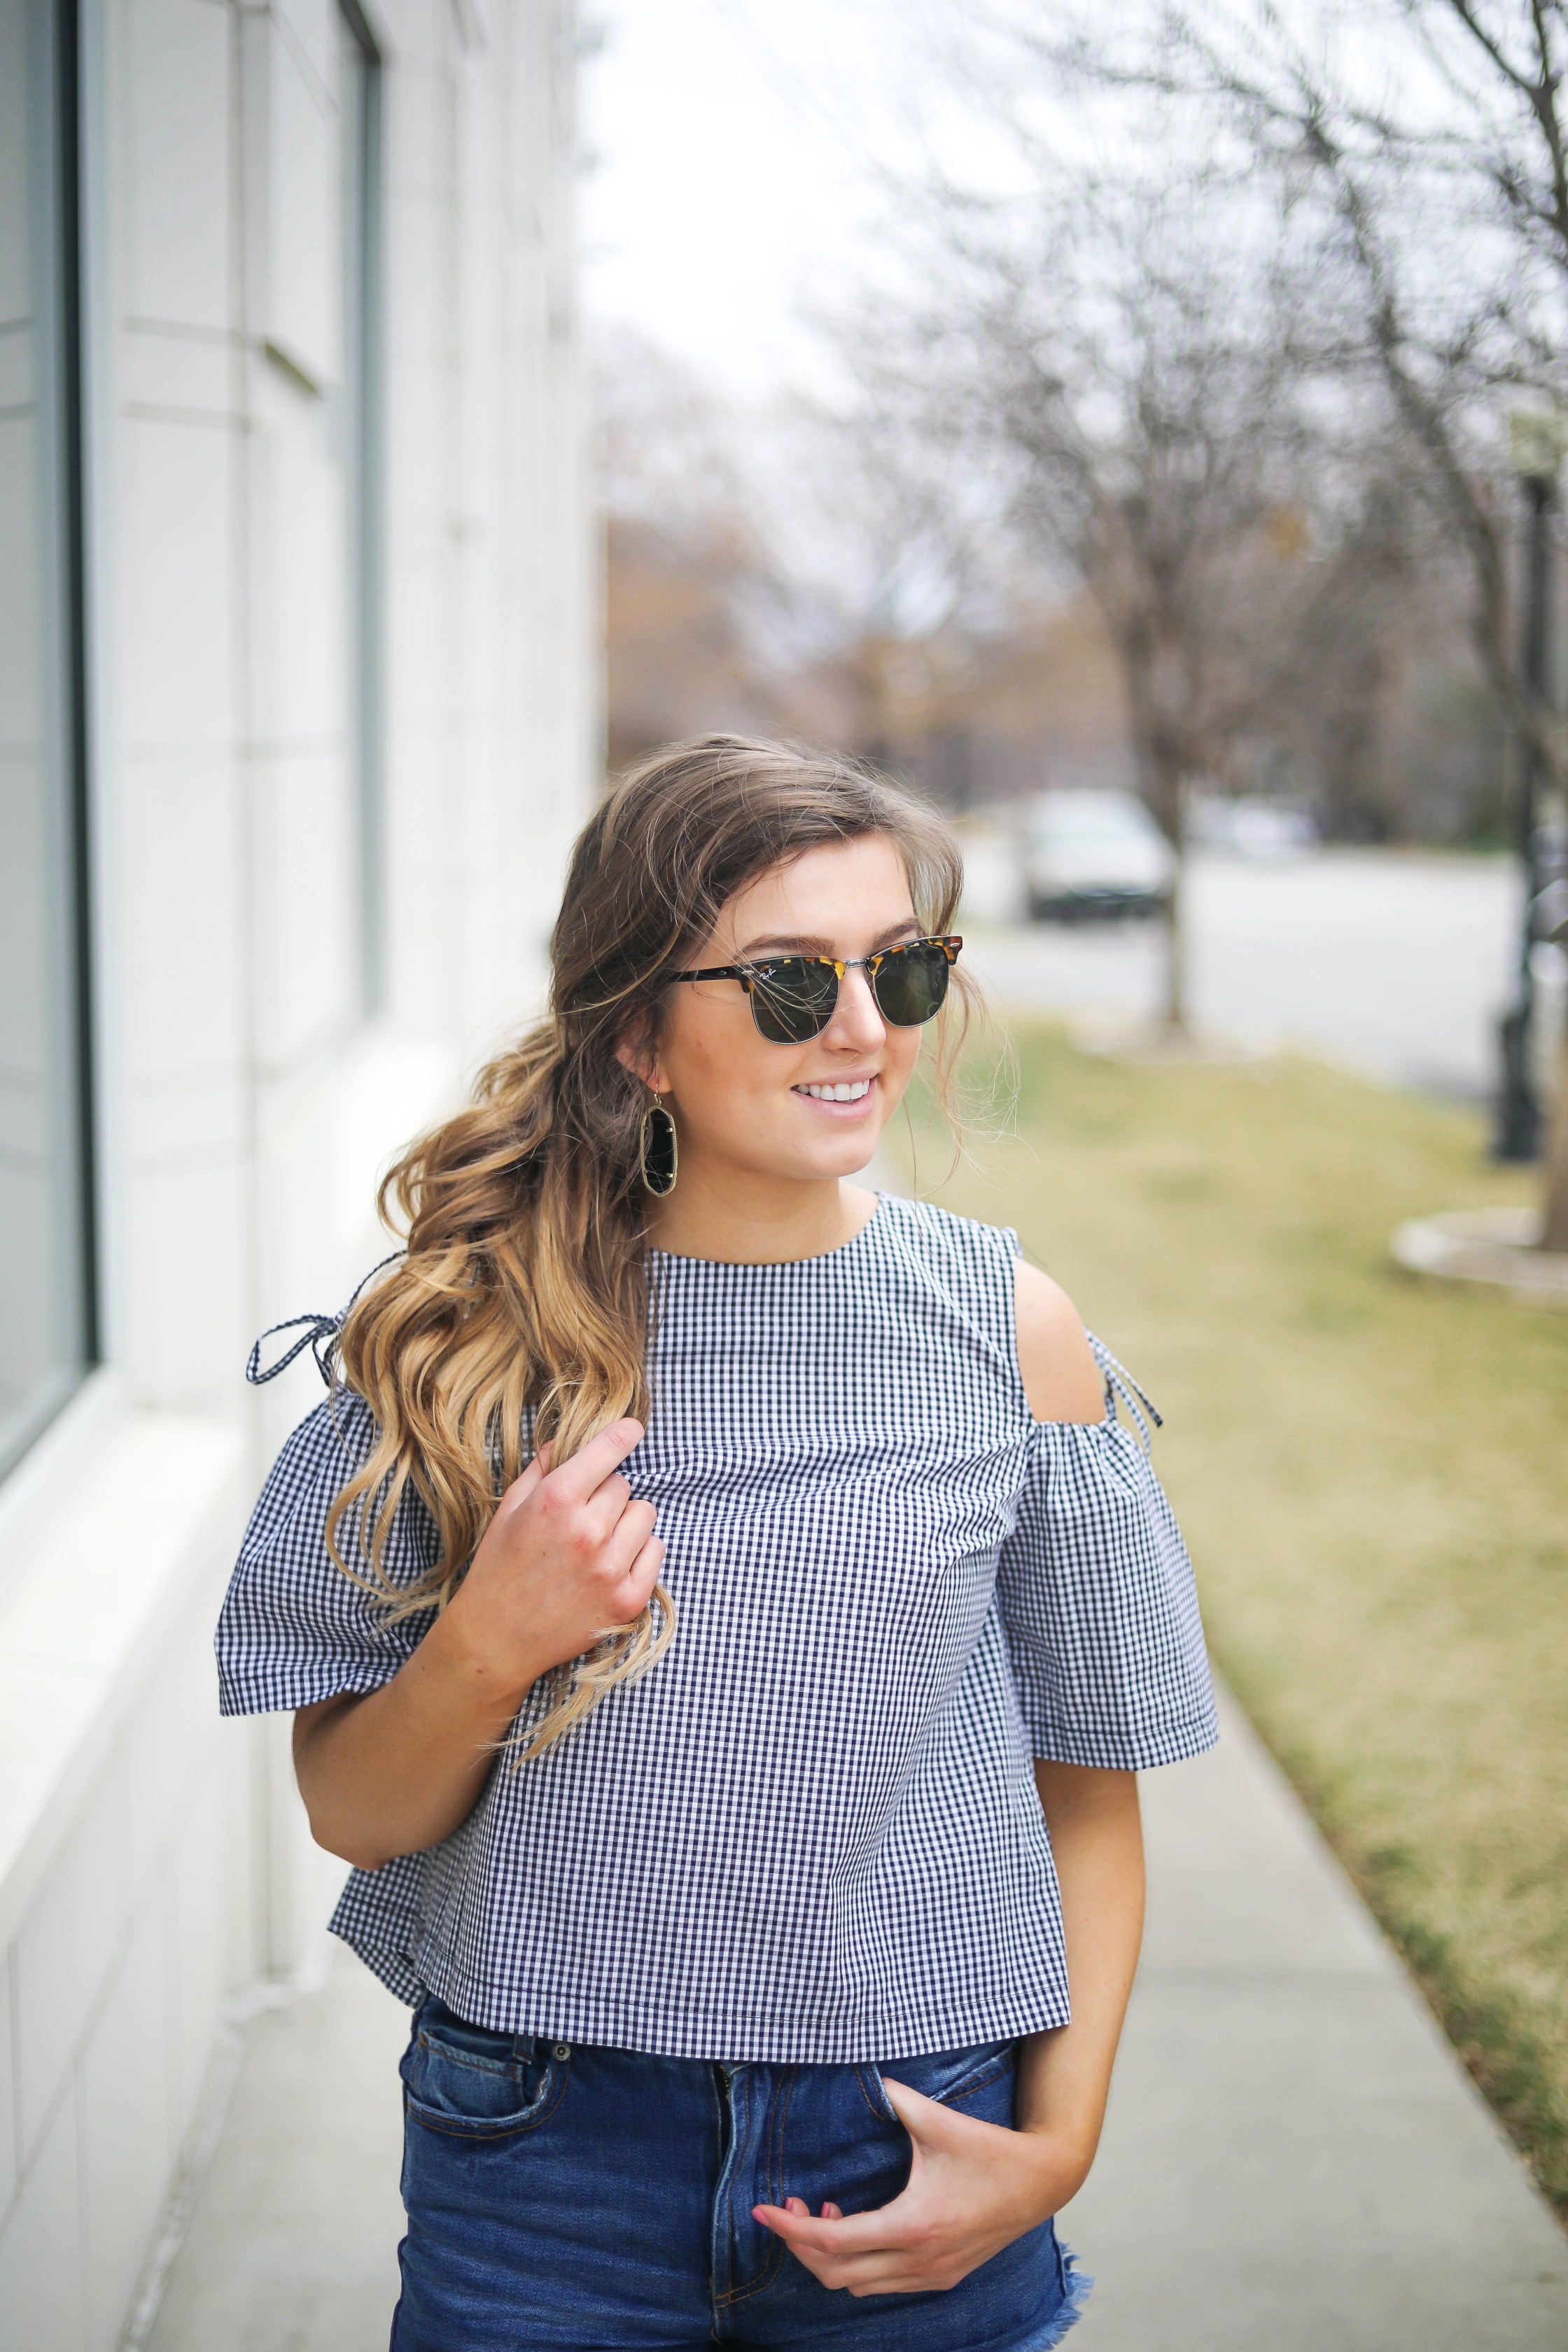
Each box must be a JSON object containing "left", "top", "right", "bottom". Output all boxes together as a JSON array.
[{"left": 340, "top": 0, "right": 386, "bottom": 1016}]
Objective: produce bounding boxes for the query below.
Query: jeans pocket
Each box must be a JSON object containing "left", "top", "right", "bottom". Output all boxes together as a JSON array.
[
  {"left": 860, "top": 2038, "right": 1017, "bottom": 2129},
  {"left": 400, "top": 1997, "right": 569, "bottom": 2141}
]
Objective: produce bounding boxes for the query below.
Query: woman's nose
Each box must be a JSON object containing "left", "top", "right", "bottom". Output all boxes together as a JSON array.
[{"left": 822, "top": 965, "right": 885, "bottom": 1049}]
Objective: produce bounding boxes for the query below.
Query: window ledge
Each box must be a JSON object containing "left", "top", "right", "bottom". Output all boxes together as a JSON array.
[
  {"left": 0, "top": 1404, "right": 246, "bottom": 1945},
  {"left": 0, "top": 1368, "right": 129, "bottom": 1614}
]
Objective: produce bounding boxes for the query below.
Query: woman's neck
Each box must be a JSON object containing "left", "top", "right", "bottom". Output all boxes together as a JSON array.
[{"left": 646, "top": 1167, "right": 880, "bottom": 1265}]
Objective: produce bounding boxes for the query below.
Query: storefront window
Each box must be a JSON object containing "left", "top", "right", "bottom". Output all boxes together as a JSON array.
[{"left": 0, "top": 0, "right": 96, "bottom": 1478}]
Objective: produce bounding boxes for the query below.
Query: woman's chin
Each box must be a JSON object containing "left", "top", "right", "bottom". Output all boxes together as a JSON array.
[
  {"left": 685, "top": 1105, "right": 894, "bottom": 1189},
  {"left": 802, "top": 1133, "right": 886, "bottom": 1183},
  {"left": 711, "top": 1137, "right": 885, "bottom": 1189}
]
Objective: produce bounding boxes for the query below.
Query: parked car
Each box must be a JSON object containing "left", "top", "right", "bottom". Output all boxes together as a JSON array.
[
  {"left": 1019, "top": 790, "right": 1175, "bottom": 922},
  {"left": 1186, "top": 793, "right": 1320, "bottom": 858}
]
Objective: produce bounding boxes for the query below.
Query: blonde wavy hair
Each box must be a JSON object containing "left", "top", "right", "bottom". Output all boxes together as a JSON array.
[{"left": 328, "top": 735, "right": 970, "bottom": 1755}]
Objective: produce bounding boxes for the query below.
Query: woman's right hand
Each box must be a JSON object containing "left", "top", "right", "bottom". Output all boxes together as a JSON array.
[
  {"left": 295, "top": 1420, "right": 662, "bottom": 1870},
  {"left": 447, "top": 1418, "right": 664, "bottom": 1699}
]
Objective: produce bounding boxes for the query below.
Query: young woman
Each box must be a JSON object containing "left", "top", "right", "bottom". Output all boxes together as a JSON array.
[{"left": 217, "top": 736, "right": 1217, "bottom": 2351}]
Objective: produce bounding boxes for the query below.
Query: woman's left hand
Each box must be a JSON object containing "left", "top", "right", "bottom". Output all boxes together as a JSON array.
[{"left": 752, "top": 2076, "right": 1090, "bottom": 2297}]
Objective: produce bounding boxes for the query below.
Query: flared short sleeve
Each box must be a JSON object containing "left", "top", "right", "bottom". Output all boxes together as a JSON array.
[
  {"left": 216, "top": 1390, "right": 440, "bottom": 1716},
  {"left": 995, "top": 1348, "right": 1218, "bottom": 1770}
]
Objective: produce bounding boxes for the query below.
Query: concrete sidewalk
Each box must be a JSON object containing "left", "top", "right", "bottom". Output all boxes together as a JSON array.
[
  {"left": 145, "top": 1686, "right": 1567, "bottom": 2350},
  {"left": 143, "top": 1946, "right": 405, "bottom": 2352},
  {"left": 1060, "top": 1686, "right": 1568, "bottom": 2348}
]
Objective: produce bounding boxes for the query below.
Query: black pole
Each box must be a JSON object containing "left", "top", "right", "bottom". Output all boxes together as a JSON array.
[{"left": 1494, "top": 471, "right": 1553, "bottom": 1161}]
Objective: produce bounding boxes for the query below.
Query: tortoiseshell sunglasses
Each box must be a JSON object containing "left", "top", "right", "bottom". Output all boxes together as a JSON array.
[{"left": 665, "top": 934, "right": 963, "bottom": 1044}]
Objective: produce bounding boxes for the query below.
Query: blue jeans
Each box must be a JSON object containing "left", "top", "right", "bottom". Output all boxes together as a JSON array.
[{"left": 391, "top": 1995, "right": 1088, "bottom": 2349}]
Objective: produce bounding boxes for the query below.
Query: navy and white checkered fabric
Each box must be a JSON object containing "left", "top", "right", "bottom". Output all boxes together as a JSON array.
[{"left": 216, "top": 1194, "right": 1217, "bottom": 2063}]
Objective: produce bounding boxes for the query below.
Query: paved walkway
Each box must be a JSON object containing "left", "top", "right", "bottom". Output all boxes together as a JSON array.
[
  {"left": 145, "top": 1683, "right": 1567, "bottom": 2350},
  {"left": 144, "top": 1946, "right": 405, "bottom": 2352},
  {"left": 1060, "top": 1686, "right": 1567, "bottom": 2348}
]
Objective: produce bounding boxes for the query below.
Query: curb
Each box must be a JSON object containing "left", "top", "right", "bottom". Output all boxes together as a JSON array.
[{"left": 1391, "top": 1207, "right": 1568, "bottom": 1306}]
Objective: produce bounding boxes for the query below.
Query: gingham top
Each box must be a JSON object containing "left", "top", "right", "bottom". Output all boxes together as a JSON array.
[{"left": 216, "top": 1194, "right": 1216, "bottom": 2062}]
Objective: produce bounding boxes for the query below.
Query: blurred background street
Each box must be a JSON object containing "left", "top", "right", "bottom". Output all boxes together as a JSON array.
[{"left": 959, "top": 842, "right": 1538, "bottom": 1100}]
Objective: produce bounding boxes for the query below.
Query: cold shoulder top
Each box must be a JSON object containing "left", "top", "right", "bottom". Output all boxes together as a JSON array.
[{"left": 215, "top": 1193, "right": 1217, "bottom": 2064}]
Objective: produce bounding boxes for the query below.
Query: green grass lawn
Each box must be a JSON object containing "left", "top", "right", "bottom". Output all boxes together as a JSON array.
[{"left": 897, "top": 1018, "right": 1568, "bottom": 2213}]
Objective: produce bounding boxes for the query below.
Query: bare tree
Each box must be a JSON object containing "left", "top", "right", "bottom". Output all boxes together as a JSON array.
[
  {"left": 1047, "top": 4, "right": 1548, "bottom": 746},
  {"left": 845, "top": 159, "right": 1326, "bottom": 1028},
  {"left": 594, "top": 328, "right": 806, "bottom": 766},
  {"left": 1258, "top": 441, "right": 1473, "bottom": 841},
  {"left": 1035, "top": 0, "right": 1568, "bottom": 1225}
]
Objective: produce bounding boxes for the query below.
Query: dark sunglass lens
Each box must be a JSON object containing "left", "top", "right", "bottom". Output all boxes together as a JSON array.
[
  {"left": 872, "top": 943, "right": 950, "bottom": 1026},
  {"left": 750, "top": 959, "right": 839, "bottom": 1042}
]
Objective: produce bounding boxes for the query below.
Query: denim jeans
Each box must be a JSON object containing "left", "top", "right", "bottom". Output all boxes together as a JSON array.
[{"left": 391, "top": 1994, "right": 1088, "bottom": 2349}]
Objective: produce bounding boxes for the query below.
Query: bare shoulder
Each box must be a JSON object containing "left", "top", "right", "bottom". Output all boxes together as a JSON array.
[{"left": 1013, "top": 1257, "right": 1104, "bottom": 1424}]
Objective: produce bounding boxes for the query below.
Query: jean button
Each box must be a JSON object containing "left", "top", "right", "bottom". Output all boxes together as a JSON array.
[{"left": 552, "top": 2041, "right": 571, "bottom": 2061}]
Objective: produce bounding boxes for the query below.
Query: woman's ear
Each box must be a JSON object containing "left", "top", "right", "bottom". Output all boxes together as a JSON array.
[{"left": 614, "top": 1026, "right": 665, "bottom": 1093}]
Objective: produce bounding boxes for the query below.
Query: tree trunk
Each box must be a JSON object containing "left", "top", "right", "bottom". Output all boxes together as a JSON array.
[
  {"left": 1163, "top": 844, "right": 1186, "bottom": 1032},
  {"left": 1119, "top": 617, "right": 1188, "bottom": 1030},
  {"left": 1543, "top": 1039, "right": 1568, "bottom": 1253},
  {"left": 1144, "top": 746, "right": 1186, "bottom": 1033}
]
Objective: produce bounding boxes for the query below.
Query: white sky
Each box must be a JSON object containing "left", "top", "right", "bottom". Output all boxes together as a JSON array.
[
  {"left": 578, "top": 2, "right": 1458, "bottom": 407},
  {"left": 579, "top": 0, "right": 935, "bottom": 400}
]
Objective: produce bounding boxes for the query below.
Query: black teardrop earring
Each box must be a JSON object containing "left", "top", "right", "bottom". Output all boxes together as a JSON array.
[{"left": 640, "top": 1089, "right": 678, "bottom": 1198}]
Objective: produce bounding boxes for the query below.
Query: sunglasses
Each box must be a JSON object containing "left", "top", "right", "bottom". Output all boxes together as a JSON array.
[{"left": 665, "top": 934, "right": 962, "bottom": 1044}]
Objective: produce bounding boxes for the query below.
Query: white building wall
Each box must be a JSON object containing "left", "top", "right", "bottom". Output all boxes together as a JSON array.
[{"left": 0, "top": 4, "right": 592, "bottom": 2344}]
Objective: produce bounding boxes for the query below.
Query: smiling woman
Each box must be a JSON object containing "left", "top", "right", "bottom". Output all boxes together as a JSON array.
[{"left": 214, "top": 734, "right": 1216, "bottom": 2350}]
